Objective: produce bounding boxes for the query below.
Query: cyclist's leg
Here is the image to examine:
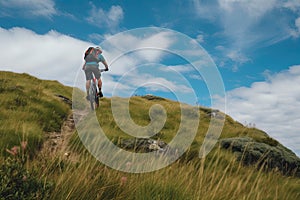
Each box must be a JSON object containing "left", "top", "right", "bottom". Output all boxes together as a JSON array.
[
  {"left": 91, "top": 67, "right": 103, "bottom": 97},
  {"left": 84, "top": 66, "right": 93, "bottom": 99},
  {"left": 98, "top": 78, "right": 102, "bottom": 90},
  {"left": 86, "top": 80, "right": 91, "bottom": 94},
  {"left": 97, "top": 78, "right": 103, "bottom": 97}
]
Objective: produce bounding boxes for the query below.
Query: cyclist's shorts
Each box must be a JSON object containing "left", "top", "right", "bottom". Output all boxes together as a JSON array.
[{"left": 84, "top": 65, "right": 101, "bottom": 80}]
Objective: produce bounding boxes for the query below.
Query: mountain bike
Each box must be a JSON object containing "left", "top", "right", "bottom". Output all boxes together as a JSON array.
[{"left": 88, "top": 69, "right": 106, "bottom": 110}]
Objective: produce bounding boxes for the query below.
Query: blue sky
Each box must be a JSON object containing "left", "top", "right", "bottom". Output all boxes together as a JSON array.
[{"left": 0, "top": 0, "right": 300, "bottom": 156}]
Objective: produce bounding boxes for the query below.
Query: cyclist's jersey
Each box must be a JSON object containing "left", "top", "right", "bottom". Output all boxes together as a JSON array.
[{"left": 85, "top": 54, "right": 105, "bottom": 67}]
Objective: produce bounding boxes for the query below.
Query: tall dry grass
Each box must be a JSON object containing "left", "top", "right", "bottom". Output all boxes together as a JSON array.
[{"left": 32, "top": 140, "right": 300, "bottom": 200}]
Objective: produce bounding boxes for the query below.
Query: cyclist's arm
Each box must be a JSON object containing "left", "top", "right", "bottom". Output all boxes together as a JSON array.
[
  {"left": 98, "top": 54, "right": 109, "bottom": 70},
  {"left": 82, "top": 61, "right": 86, "bottom": 70},
  {"left": 101, "top": 60, "right": 109, "bottom": 70}
]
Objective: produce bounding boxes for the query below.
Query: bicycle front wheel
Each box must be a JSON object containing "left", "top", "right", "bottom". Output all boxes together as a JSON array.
[
  {"left": 94, "top": 85, "right": 99, "bottom": 109},
  {"left": 89, "top": 84, "right": 95, "bottom": 110}
]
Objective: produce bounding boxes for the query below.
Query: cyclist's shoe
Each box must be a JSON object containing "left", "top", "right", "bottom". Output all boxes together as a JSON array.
[
  {"left": 97, "top": 91, "right": 103, "bottom": 98},
  {"left": 86, "top": 95, "right": 90, "bottom": 101}
]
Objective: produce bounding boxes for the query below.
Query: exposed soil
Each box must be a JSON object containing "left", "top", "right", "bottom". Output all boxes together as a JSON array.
[{"left": 39, "top": 109, "right": 88, "bottom": 162}]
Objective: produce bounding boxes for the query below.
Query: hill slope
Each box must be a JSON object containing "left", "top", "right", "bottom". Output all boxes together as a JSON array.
[
  {"left": 0, "top": 71, "right": 72, "bottom": 156},
  {"left": 71, "top": 93, "right": 300, "bottom": 176},
  {"left": 0, "top": 71, "right": 299, "bottom": 199}
]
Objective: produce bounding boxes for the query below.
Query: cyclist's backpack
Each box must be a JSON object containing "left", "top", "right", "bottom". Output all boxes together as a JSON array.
[{"left": 84, "top": 47, "right": 99, "bottom": 62}]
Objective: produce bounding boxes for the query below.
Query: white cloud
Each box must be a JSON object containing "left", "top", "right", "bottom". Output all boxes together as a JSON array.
[
  {"left": 191, "top": 0, "right": 219, "bottom": 20},
  {"left": 161, "top": 65, "right": 194, "bottom": 73},
  {"left": 0, "top": 27, "right": 89, "bottom": 85},
  {"left": 87, "top": 4, "right": 124, "bottom": 31},
  {"left": 0, "top": 27, "right": 195, "bottom": 102},
  {"left": 192, "top": 0, "right": 300, "bottom": 69},
  {"left": 296, "top": 17, "right": 300, "bottom": 31},
  {"left": 101, "top": 31, "right": 175, "bottom": 76},
  {"left": 218, "top": 0, "right": 276, "bottom": 17},
  {"left": 0, "top": 0, "right": 56, "bottom": 18},
  {"left": 189, "top": 74, "right": 203, "bottom": 80},
  {"left": 130, "top": 75, "right": 193, "bottom": 93},
  {"left": 226, "top": 49, "right": 251, "bottom": 65},
  {"left": 291, "top": 17, "right": 300, "bottom": 38},
  {"left": 88, "top": 33, "right": 106, "bottom": 43},
  {"left": 196, "top": 34, "right": 205, "bottom": 43},
  {"left": 215, "top": 65, "right": 300, "bottom": 156},
  {"left": 217, "top": 0, "right": 279, "bottom": 57},
  {"left": 283, "top": 0, "right": 300, "bottom": 11}
]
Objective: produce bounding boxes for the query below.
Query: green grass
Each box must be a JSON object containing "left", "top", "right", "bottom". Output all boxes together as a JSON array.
[
  {"left": 67, "top": 95, "right": 299, "bottom": 199},
  {"left": 0, "top": 71, "right": 72, "bottom": 156},
  {"left": 77, "top": 96, "right": 276, "bottom": 158},
  {"left": 30, "top": 145, "right": 300, "bottom": 200},
  {"left": 1, "top": 71, "right": 299, "bottom": 199}
]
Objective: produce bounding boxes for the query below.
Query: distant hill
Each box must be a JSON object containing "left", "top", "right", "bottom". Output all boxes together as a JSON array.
[{"left": 0, "top": 71, "right": 299, "bottom": 200}]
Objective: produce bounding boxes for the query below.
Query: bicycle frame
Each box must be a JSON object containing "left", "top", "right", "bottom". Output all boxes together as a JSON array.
[
  {"left": 88, "top": 69, "right": 106, "bottom": 110},
  {"left": 88, "top": 75, "right": 98, "bottom": 110}
]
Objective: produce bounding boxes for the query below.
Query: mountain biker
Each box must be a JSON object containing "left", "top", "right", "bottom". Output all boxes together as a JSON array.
[{"left": 82, "top": 46, "right": 109, "bottom": 100}]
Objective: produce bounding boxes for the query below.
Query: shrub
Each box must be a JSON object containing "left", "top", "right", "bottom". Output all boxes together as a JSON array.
[
  {"left": 0, "top": 142, "right": 53, "bottom": 200},
  {"left": 219, "top": 137, "right": 300, "bottom": 177}
]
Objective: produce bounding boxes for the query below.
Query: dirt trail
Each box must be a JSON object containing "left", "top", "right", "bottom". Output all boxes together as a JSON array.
[{"left": 39, "top": 109, "right": 88, "bottom": 162}]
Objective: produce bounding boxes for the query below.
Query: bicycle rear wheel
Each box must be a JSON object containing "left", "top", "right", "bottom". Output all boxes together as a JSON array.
[
  {"left": 89, "top": 83, "right": 96, "bottom": 110},
  {"left": 94, "top": 85, "right": 99, "bottom": 108}
]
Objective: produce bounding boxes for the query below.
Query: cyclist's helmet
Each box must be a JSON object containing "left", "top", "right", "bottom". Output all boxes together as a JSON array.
[{"left": 95, "top": 46, "right": 102, "bottom": 52}]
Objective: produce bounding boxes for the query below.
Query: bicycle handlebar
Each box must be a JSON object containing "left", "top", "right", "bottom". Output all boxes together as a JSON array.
[{"left": 100, "top": 68, "right": 108, "bottom": 72}]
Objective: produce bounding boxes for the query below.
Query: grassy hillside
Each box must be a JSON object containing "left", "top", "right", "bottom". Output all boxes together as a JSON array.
[
  {"left": 0, "top": 71, "right": 72, "bottom": 156},
  {"left": 94, "top": 96, "right": 269, "bottom": 143},
  {"left": 0, "top": 71, "right": 299, "bottom": 199}
]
